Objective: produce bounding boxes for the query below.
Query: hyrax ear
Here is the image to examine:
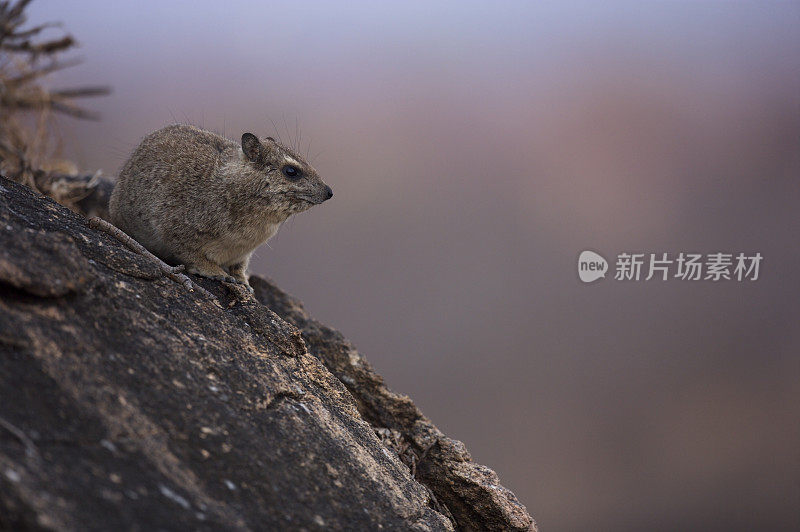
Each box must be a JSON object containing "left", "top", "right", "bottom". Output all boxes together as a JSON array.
[{"left": 241, "top": 133, "right": 263, "bottom": 162}]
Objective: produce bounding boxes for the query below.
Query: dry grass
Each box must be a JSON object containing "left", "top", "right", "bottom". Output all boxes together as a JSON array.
[{"left": 0, "top": 0, "right": 109, "bottom": 206}]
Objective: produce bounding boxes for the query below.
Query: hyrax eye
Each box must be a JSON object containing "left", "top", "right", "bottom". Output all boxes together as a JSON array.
[{"left": 282, "top": 165, "right": 303, "bottom": 180}]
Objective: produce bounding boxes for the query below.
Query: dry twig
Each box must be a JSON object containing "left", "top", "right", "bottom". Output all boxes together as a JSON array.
[{"left": 0, "top": 0, "right": 110, "bottom": 201}]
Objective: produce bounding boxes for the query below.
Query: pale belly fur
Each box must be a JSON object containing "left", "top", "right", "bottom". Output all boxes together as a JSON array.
[{"left": 203, "top": 221, "right": 281, "bottom": 267}]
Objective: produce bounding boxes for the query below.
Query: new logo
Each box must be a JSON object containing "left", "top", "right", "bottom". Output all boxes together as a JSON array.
[{"left": 578, "top": 250, "right": 608, "bottom": 283}]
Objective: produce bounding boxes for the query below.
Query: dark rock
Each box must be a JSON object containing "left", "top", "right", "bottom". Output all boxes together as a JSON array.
[
  {"left": 252, "top": 278, "right": 535, "bottom": 531},
  {"left": 0, "top": 176, "right": 535, "bottom": 531}
]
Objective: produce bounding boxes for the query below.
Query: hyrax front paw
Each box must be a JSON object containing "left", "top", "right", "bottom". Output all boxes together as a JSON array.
[
  {"left": 229, "top": 274, "right": 254, "bottom": 292},
  {"left": 229, "top": 276, "right": 254, "bottom": 293},
  {"left": 240, "top": 281, "right": 254, "bottom": 294},
  {"left": 210, "top": 274, "right": 239, "bottom": 283},
  {"left": 228, "top": 262, "right": 252, "bottom": 292}
]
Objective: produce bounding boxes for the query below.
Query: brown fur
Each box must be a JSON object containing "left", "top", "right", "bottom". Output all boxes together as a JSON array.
[{"left": 109, "top": 124, "right": 332, "bottom": 289}]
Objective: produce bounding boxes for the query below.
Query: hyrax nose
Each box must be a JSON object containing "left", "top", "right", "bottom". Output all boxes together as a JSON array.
[{"left": 324, "top": 185, "right": 333, "bottom": 200}]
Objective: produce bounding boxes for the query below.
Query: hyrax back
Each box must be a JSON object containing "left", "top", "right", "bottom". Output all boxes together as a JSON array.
[{"left": 109, "top": 124, "right": 332, "bottom": 288}]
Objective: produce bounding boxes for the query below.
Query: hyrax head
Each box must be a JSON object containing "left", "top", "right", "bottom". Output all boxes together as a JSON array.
[{"left": 241, "top": 132, "right": 332, "bottom": 217}]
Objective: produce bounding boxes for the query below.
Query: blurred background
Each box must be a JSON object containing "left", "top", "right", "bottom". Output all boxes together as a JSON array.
[{"left": 28, "top": 1, "right": 799, "bottom": 529}]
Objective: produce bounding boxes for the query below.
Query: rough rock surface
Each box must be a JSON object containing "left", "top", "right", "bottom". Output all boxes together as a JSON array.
[{"left": 0, "top": 176, "right": 535, "bottom": 531}]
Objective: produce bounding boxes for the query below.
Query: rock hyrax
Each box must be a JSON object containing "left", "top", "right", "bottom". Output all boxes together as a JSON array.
[{"left": 109, "top": 124, "right": 332, "bottom": 289}]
